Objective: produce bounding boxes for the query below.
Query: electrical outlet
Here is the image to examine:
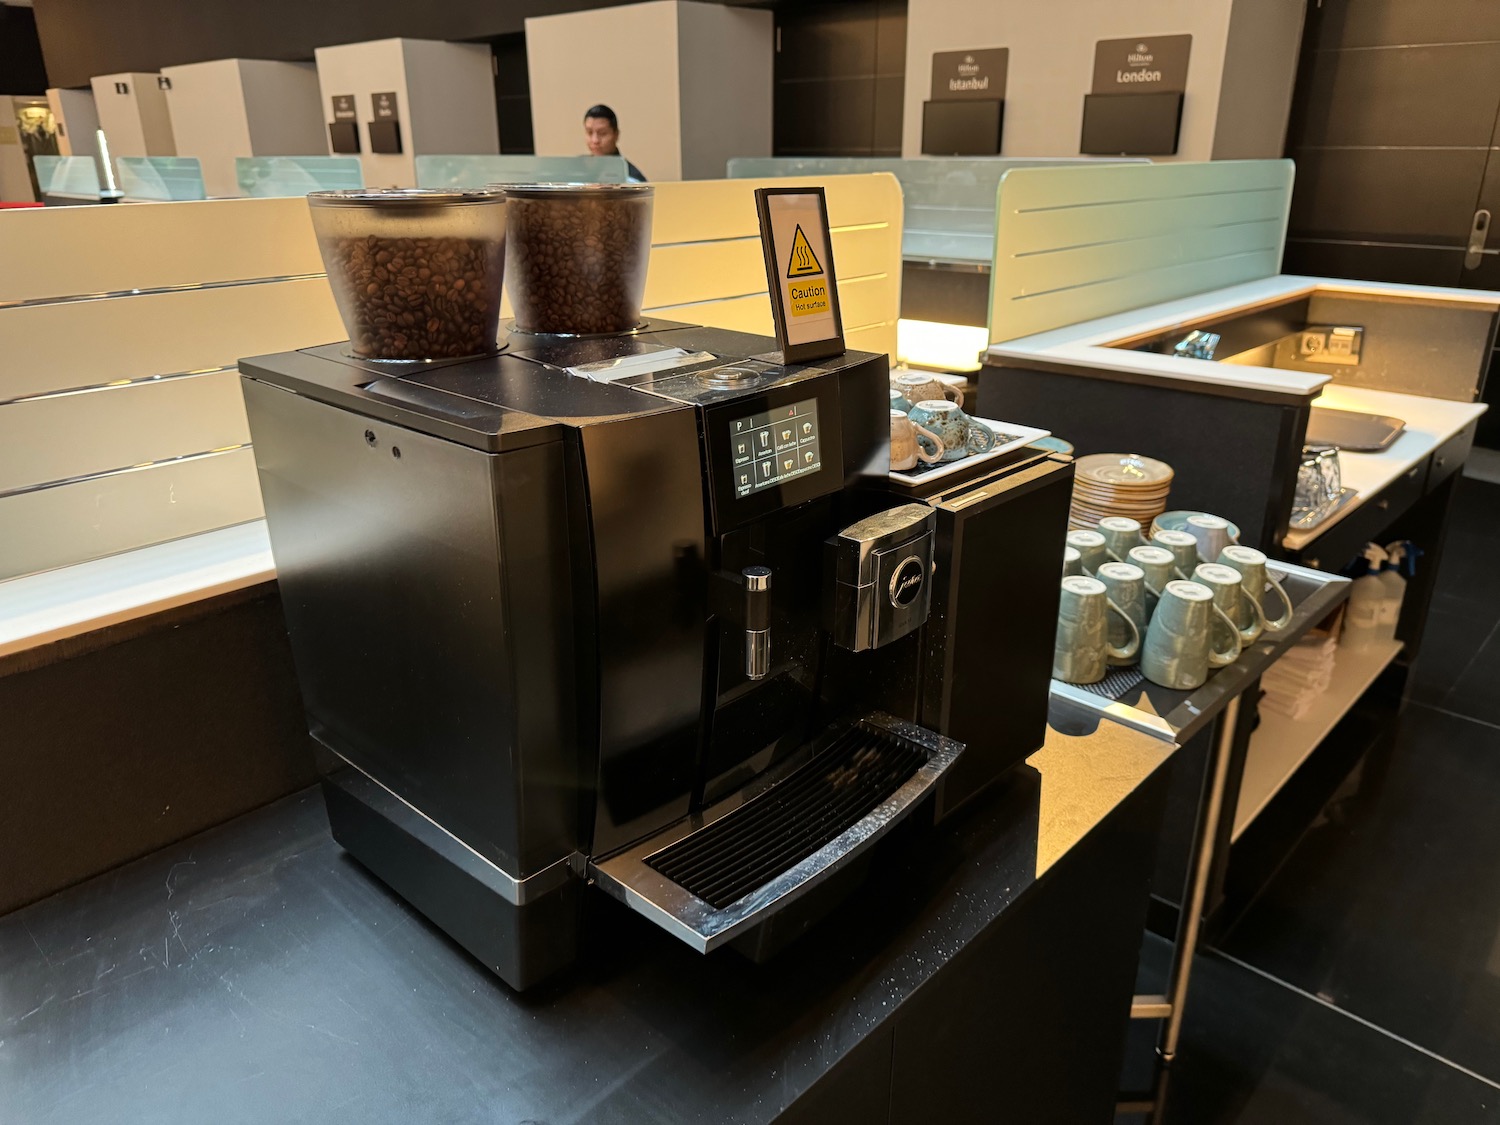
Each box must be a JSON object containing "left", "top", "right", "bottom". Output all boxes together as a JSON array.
[{"left": 1299, "top": 325, "right": 1362, "bottom": 365}]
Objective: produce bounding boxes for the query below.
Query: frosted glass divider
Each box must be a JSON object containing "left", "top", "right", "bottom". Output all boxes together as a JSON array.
[
  {"left": 236, "top": 156, "right": 365, "bottom": 197},
  {"left": 414, "top": 155, "right": 630, "bottom": 189},
  {"left": 728, "top": 156, "right": 1146, "bottom": 265},
  {"left": 117, "top": 156, "right": 207, "bottom": 202},
  {"left": 33, "top": 156, "right": 102, "bottom": 199}
]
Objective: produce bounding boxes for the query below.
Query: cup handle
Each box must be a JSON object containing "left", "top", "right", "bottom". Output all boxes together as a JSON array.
[
  {"left": 913, "top": 424, "right": 946, "bottom": 463},
  {"left": 1237, "top": 585, "right": 1267, "bottom": 644},
  {"left": 1263, "top": 570, "right": 1295, "bottom": 631},
  {"left": 945, "top": 385, "right": 965, "bottom": 409},
  {"left": 1104, "top": 597, "right": 1141, "bottom": 662},
  {"left": 968, "top": 421, "right": 998, "bottom": 453},
  {"left": 1208, "top": 604, "right": 1241, "bottom": 667}
]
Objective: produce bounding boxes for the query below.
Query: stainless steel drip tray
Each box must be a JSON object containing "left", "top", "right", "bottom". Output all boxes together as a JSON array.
[{"left": 589, "top": 715, "right": 963, "bottom": 954}]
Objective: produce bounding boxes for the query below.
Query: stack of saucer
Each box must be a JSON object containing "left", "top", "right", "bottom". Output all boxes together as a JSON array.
[{"left": 1069, "top": 453, "right": 1173, "bottom": 530}]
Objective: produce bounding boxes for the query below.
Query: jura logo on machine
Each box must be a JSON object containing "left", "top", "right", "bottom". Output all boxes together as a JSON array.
[{"left": 890, "top": 556, "right": 926, "bottom": 608}]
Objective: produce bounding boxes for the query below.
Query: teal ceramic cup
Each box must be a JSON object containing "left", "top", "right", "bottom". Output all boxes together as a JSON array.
[
  {"left": 1095, "top": 561, "right": 1148, "bottom": 666},
  {"left": 889, "top": 387, "right": 915, "bottom": 414},
  {"left": 1185, "top": 513, "right": 1235, "bottom": 564},
  {"left": 907, "top": 399, "right": 998, "bottom": 461},
  {"left": 892, "top": 371, "right": 962, "bottom": 409},
  {"left": 1063, "top": 546, "right": 1083, "bottom": 577},
  {"left": 1065, "top": 529, "right": 1108, "bottom": 575},
  {"left": 1127, "top": 545, "right": 1176, "bottom": 617},
  {"left": 1152, "top": 529, "right": 1201, "bottom": 581},
  {"left": 1194, "top": 562, "right": 1265, "bottom": 647},
  {"left": 1098, "top": 516, "right": 1145, "bottom": 562},
  {"left": 1053, "top": 575, "right": 1140, "bottom": 684},
  {"left": 1218, "top": 544, "right": 1295, "bottom": 632},
  {"left": 1142, "top": 580, "right": 1241, "bottom": 690}
]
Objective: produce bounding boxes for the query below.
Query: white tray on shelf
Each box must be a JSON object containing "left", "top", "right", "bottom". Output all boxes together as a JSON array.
[{"left": 888, "top": 418, "right": 1052, "bottom": 486}]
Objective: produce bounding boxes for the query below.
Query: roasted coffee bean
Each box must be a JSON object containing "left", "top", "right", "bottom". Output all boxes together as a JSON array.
[
  {"left": 319, "top": 234, "right": 505, "bottom": 360},
  {"left": 506, "top": 192, "right": 651, "bottom": 335}
]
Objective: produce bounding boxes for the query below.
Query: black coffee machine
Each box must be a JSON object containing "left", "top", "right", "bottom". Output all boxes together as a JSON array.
[{"left": 241, "top": 322, "right": 1070, "bottom": 990}]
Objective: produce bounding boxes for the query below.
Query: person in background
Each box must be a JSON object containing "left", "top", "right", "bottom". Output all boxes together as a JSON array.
[{"left": 583, "top": 105, "right": 646, "bottom": 182}]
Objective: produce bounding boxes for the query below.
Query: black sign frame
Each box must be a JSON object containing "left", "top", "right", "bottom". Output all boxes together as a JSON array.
[{"left": 753, "top": 186, "right": 846, "bottom": 365}]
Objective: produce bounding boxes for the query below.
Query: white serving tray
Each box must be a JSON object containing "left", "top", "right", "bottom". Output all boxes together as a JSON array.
[{"left": 888, "top": 418, "right": 1052, "bottom": 486}]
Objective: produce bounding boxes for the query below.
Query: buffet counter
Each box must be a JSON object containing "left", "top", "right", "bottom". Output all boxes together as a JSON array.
[{"left": 0, "top": 701, "right": 1171, "bottom": 1125}]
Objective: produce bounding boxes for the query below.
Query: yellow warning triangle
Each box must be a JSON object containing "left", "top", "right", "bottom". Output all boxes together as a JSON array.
[{"left": 786, "top": 224, "right": 824, "bottom": 278}]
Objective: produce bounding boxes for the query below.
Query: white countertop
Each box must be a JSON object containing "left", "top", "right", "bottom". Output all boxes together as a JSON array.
[
  {"left": 986, "top": 273, "right": 1492, "bottom": 549},
  {"left": 0, "top": 521, "right": 275, "bottom": 660},
  {"left": 1283, "top": 385, "right": 1487, "bottom": 550},
  {"left": 987, "top": 274, "right": 1500, "bottom": 399}
]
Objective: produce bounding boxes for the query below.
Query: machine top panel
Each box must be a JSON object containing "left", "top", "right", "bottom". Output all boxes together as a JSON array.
[{"left": 240, "top": 327, "right": 882, "bottom": 454}]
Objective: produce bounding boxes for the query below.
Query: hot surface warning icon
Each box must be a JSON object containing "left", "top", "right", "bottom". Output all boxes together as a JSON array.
[{"left": 786, "top": 225, "right": 824, "bottom": 278}]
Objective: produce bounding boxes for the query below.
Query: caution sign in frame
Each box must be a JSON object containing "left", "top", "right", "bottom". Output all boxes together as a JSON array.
[{"left": 753, "top": 186, "right": 846, "bottom": 364}]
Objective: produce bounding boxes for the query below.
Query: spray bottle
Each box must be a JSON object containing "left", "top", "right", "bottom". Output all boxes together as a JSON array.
[
  {"left": 1343, "top": 544, "right": 1386, "bottom": 652},
  {"left": 1376, "top": 541, "right": 1409, "bottom": 642}
]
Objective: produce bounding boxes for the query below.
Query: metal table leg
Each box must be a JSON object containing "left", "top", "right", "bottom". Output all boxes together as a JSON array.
[{"left": 1128, "top": 694, "right": 1241, "bottom": 1064}]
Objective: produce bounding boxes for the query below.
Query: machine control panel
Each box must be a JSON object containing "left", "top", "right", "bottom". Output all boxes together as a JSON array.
[
  {"left": 729, "top": 397, "right": 823, "bottom": 498},
  {"left": 701, "top": 372, "right": 844, "bottom": 535}
]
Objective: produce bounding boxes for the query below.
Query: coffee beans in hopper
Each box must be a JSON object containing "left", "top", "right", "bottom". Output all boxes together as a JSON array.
[
  {"left": 320, "top": 234, "right": 506, "bottom": 360},
  {"left": 506, "top": 191, "right": 652, "bottom": 336}
]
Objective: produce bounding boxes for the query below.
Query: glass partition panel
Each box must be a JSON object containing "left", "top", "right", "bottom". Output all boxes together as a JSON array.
[
  {"left": 33, "top": 155, "right": 101, "bottom": 199},
  {"left": 414, "top": 154, "right": 630, "bottom": 189},
  {"left": 117, "top": 156, "right": 207, "bottom": 202},
  {"left": 727, "top": 156, "right": 1146, "bottom": 265},
  {"left": 236, "top": 156, "right": 364, "bottom": 197}
]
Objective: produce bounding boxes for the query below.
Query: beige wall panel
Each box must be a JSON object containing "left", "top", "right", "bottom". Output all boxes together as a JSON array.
[
  {"left": 641, "top": 239, "right": 766, "bottom": 309},
  {"left": 650, "top": 175, "right": 902, "bottom": 245},
  {"left": 0, "top": 448, "right": 263, "bottom": 581},
  {"left": 845, "top": 323, "right": 895, "bottom": 357},
  {"left": 1001, "top": 185, "right": 1288, "bottom": 258},
  {"left": 526, "top": 2, "right": 683, "bottom": 182},
  {"left": 647, "top": 292, "right": 773, "bottom": 335},
  {"left": 161, "top": 59, "right": 255, "bottom": 199},
  {"left": 1003, "top": 219, "right": 1282, "bottom": 299},
  {"left": 902, "top": 0, "right": 1234, "bottom": 161},
  {"left": 832, "top": 275, "right": 895, "bottom": 334},
  {"left": 0, "top": 371, "right": 250, "bottom": 494},
  {"left": 827, "top": 226, "right": 899, "bottom": 280},
  {"left": 989, "top": 160, "right": 1293, "bottom": 342},
  {"left": 0, "top": 197, "right": 324, "bottom": 303},
  {"left": 646, "top": 274, "right": 893, "bottom": 347},
  {"left": 0, "top": 279, "right": 342, "bottom": 400},
  {"left": 314, "top": 39, "right": 414, "bottom": 186},
  {"left": 677, "top": 4, "right": 773, "bottom": 180},
  {"left": 641, "top": 226, "right": 895, "bottom": 310},
  {"left": 90, "top": 72, "right": 176, "bottom": 157}
]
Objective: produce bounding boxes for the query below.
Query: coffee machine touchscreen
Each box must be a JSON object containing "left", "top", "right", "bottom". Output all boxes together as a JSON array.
[{"left": 730, "top": 398, "right": 822, "bottom": 498}]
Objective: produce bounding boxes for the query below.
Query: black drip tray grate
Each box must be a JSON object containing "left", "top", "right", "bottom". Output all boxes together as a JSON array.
[{"left": 646, "top": 722, "right": 928, "bottom": 909}]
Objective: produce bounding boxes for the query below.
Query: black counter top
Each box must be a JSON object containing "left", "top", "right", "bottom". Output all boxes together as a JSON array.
[{"left": 0, "top": 703, "right": 1168, "bottom": 1123}]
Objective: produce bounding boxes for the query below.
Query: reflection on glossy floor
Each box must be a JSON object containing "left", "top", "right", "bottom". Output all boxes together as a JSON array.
[{"left": 1120, "top": 474, "right": 1500, "bottom": 1123}]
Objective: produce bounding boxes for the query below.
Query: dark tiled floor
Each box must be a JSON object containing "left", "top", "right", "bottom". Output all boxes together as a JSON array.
[
  {"left": 1123, "top": 474, "right": 1500, "bottom": 1121},
  {"left": 1119, "top": 937, "right": 1500, "bottom": 1124}
]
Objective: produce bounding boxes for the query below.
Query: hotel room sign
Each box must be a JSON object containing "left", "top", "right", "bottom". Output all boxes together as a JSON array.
[
  {"left": 931, "top": 48, "right": 1009, "bottom": 101},
  {"left": 1092, "top": 35, "right": 1192, "bottom": 94},
  {"left": 754, "top": 187, "right": 845, "bottom": 364}
]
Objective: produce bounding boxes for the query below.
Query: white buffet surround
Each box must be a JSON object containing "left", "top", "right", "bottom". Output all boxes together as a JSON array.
[
  {"left": 988, "top": 274, "right": 1493, "bottom": 550},
  {"left": 1, "top": 174, "right": 906, "bottom": 657}
]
